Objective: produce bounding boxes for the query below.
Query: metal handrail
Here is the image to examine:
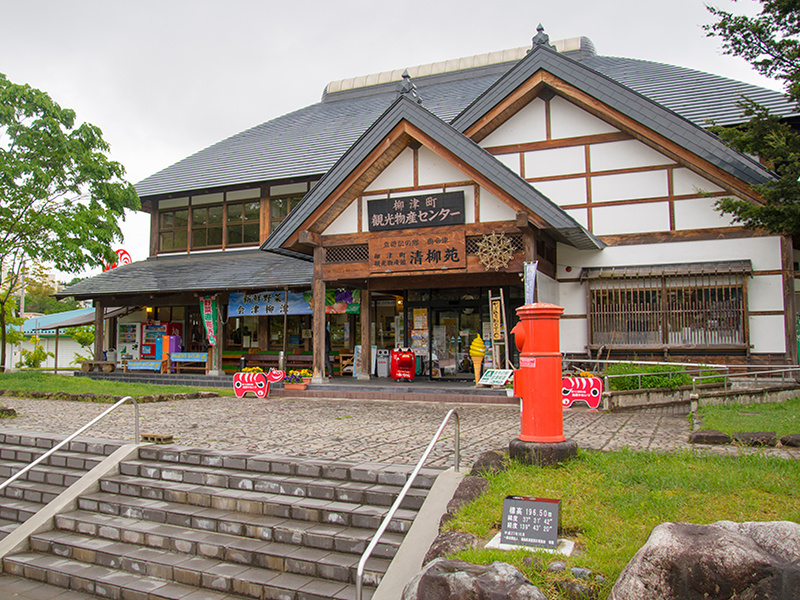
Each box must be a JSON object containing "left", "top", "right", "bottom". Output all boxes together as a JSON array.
[
  {"left": 692, "top": 366, "right": 800, "bottom": 395},
  {"left": 355, "top": 409, "right": 460, "bottom": 600},
  {"left": 0, "top": 395, "right": 139, "bottom": 493}
]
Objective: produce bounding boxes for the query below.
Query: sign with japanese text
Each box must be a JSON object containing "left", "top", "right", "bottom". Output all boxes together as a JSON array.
[
  {"left": 491, "top": 299, "right": 503, "bottom": 341},
  {"left": 228, "top": 289, "right": 360, "bottom": 316},
  {"left": 369, "top": 231, "right": 466, "bottom": 273},
  {"left": 478, "top": 369, "right": 513, "bottom": 386},
  {"left": 200, "top": 295, "right": 218, "bottom": 347},
  {"left": 501, "top": 496, "right": 560, "bottom": 549},
  {"left": 367, "top": 191, "right": 465, "bottom": 232}
]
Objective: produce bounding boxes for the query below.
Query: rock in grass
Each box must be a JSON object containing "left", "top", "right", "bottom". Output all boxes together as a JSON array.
[
  {"left": 780, "top": 434, "right": 800, "bottom": 447},
  {"left": 556, "top": 579, "right": 594, "bottom": 599},
  {"left": 422, "top": 532, "right": 479, "bottom": 565},
  {"left": 610, "top": 521, "right": 800, "bottom": 600},
  {"left": 733, "top": 432, "right": 778, "bottom": 447},
  {"left": 403, "top": 558, "right": 547, "bottom": 600},
  {"left": 689, "top": 430, "right": 732, "bottom": 445},
  {"left": 0, "top": 407, "right": 17, "bottom": 418},
  {"left": 470, "top": 450, "right": 506, "bottom": 476}
]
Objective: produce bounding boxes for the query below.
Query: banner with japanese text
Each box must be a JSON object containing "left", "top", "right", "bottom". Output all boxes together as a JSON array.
[
  {"left": 228, "top": 289, "right": 360, "bottom": 316},
  {"left": 200, "top": 295, "right": 218, "bottom": 347}
]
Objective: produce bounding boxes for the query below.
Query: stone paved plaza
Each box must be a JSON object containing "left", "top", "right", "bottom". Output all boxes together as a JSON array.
[{"left": 1, "top": 395, "right": 797, "bottom": 466}]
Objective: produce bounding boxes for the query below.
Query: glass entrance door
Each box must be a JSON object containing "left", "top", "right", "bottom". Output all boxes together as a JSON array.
[{"left": 431, "top": 309, "right": 482, "bottom": 379}]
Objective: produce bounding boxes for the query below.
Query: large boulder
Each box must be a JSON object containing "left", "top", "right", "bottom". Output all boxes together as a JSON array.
[
  {"left": 610, "top": 521, "right": 800, "bottom": 600},
  {"left": 423, "top": 531, "right": 479, "bottom": 565},
  {"left": 402, "top": 558, "right": 547, "bottom": 600}
]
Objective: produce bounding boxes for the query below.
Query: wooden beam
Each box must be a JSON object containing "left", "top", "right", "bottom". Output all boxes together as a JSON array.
[
  {"left": 299, "top": 230, "right": 322, "bottom": 246},
  {"left": 359, "top": 287, "right": 371, "bottom": 380},
  {"left": 313, "top": 246, "right": 326, "bottom": 380}
]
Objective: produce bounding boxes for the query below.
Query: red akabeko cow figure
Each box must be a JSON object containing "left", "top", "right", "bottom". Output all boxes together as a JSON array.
[
  {"left": 233, "top": 369, "right": 285, "bottom": 398},
  {"left": 561, "top": 377, "right": 603, "bottom": 409}
]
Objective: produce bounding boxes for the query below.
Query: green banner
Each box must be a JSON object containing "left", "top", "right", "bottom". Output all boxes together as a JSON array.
[{"left": 201, "top": 295, "right": 219, "bottom": 346}]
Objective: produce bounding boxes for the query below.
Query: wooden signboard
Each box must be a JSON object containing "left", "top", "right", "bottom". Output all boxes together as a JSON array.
[
  {"left": 367, "top": 191, "right": 465, "bottom": 232},
  {"left": 501, "top": 495, "right": 560, "bottom": 549},
  {"left": 369, "top": 231, "right": 466, "bottom": 273}
]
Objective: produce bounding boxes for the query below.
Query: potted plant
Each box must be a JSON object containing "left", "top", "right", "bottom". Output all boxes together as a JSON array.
[
  {"left": 283, "top": 371, "right": 307, "bottom": 390},
  {"left": 298, "top": 368, "right": 313, "bottom": 384}
]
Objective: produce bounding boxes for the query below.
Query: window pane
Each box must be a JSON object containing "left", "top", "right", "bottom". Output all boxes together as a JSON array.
[
  {"left": 227, "top": 203, "right": 243, "bottom": 223},
  {"left": 208, "top": 226, "right": 222, "bottom": 246},
  {"left": 192, "top": 228, "right": 206, "bottom": 248},
  {"left": 193, "top": 208, "right": 207, "bottom": 226},
  {"left": 271, "top": 198, "right": 288, "bottom": 220},
  {"left": 243, "top": 223, "right": 259, "bottom": 244},
  {"left": 160, "top": 212, "right": 173, "bottom": 228},
  {"left": 209, "top": 205, "right": 223, "bottom": 224},
  {"left": 174, "top": 229, "right": 187, "bottom": 249},
  {"left": 175, "top": 210, "right": 188, "bottom": 228},
  {"left": 227, "top": 225, "right": 243, "bottom": 245},
  {"left": 244, "top": 201, "right": 260, "bottom": 221},
  {"left": 159, "top": 232, "right": 173, "bottom": 251}
]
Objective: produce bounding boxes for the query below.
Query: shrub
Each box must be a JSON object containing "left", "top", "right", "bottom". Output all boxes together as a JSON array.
[
  {"left": 16, "top": 335, "right": 54, "bottom": 369},
  {"left": 605, "top": 362, "right": 692, "bottom": 391}
]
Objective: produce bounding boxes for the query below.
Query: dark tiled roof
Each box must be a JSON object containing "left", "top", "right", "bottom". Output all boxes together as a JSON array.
[
  {"left": 261, "top": 96, "right": 605, "bottom": 254},
  {"left": 134, "top": 48, "right": 797, "bottom": 200},
  {"left": 57, "top": 250, "right": 312, "bottom": 300},
  {"left": 452, "top": 45, "right": 774, "bottom": 186}
]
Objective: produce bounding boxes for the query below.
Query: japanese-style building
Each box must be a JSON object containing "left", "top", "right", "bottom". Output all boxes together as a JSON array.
[{"left": 57, "top": 28, "right": 800, "bottom": 380}]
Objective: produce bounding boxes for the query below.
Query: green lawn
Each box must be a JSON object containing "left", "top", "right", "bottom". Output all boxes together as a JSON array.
[
  {"left": 444, "top": 449, "right": 800, "bottom": 599},
  {"left": 0, "top": 372, "right": 222, "bottom": 401},
  {"left": 697, "top": 397, "right": 800, "bottom": 437}
]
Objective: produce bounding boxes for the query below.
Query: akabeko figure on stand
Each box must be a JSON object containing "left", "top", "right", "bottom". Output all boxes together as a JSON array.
[{"left": 509, "top": 303, "right": 578, "bottom": 465}]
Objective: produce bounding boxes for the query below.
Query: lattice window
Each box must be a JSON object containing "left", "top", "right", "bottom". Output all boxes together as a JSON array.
[
  {"left": 326, "top": 245, "right": 369, "bottom": 263},
  {"left": 584, "top": 263, "right": 750, "bottom": 348}
]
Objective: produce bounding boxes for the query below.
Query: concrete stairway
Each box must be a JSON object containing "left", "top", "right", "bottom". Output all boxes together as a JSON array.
[
  {"left": 0, "top": 429, "right": 122, "bottom": 541},
  {"left": 2, "top": 439, "right": 443, "bottom": 600}
]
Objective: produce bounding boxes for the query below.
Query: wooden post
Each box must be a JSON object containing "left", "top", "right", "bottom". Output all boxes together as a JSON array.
[
  {"left": 313, "top": 246, "right": 326, "bottom": 381},
  {"left": 359, "top": 287, "right": 371, "bottom": 380},
  {"left": 93, "top": 302, "right": 103, "bottom": 361}
]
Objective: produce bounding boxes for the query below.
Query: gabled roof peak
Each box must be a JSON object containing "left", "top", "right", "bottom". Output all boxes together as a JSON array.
[{"left": 396, "top": 70, "right": 423, "bottom": 104}]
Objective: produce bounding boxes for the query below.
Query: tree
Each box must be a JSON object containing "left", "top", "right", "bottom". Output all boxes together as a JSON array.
[
  {"left": 0, "top": 73, "right": 140, "bottom": 371},
  {"left": 705, "top": 1, "right": 800, "bottom": 235}
]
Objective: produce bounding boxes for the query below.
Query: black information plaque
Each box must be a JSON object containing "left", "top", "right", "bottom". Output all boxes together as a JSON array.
[
  {"left": 367, "top": 191, "right": 465, "bottom": 232},
  {"left": 501, "top": 495, "right": 560, "bottom": 549}
]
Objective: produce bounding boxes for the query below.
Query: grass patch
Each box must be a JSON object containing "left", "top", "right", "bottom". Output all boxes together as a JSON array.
[
  {"left": 698, "top": 397, "right": 800, "bottom": 437},
  {"left": 443, "top": 449, "right": 800, "bottom": 599},
  {"left": 0, "top": 372, "right": 221, "bottom": 399}
]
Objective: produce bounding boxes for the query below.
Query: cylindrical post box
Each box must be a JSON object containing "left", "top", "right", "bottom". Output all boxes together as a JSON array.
[{"left": 511, "top": 302, "right": 565, "bottom": 443}]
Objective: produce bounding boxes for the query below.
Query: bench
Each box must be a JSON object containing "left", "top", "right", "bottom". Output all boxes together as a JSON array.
[
  {"left": 79, "top": 360, "right": 116, "bottom": 373},
  {"left": 123, "top": 360, "right": 167, "bottom": 373},
  {"left": 241, "top": 353, "right": 315, "bottom": 372}
]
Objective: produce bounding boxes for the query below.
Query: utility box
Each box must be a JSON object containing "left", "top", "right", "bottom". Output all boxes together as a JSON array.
[
  {"left": 390, "top": 348, "right": 416, "bottom": 381},
  {"left": 376, "top": 349, "right": 390, "bottom": 377}
]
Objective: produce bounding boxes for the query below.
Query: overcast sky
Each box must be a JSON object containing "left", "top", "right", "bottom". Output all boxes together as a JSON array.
[{"left": 1, "top": 0, "right": 784, "bottom": 276}]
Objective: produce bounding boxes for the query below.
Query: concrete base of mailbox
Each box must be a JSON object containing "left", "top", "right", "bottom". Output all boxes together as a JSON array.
[
  {"left": 485, "top": 532, "right": 575, "bottom": 556},
  {"left": 509, "top": 438, "right": 578, "bottom": 466}
]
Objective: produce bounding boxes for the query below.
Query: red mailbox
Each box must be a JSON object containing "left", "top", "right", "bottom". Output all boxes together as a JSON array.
[
  {"left": 511, "top": 302, "right": 565, "bottom": 443},
  {"left": 390, "top": 348, "right": 416, "bottom": 381}
]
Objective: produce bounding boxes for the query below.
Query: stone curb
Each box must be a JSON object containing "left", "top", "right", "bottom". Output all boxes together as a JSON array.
[{"left": 0, "top": 390, "right": 219, "bottom": 403}]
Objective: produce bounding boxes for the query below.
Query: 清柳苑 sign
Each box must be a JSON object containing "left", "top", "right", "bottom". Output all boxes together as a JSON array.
[
  {"left": 367, "top": 191, "right": 465, "bottom": 232},
  {"left": 369, "top": 231, "right": 466, "bottom": 273},
  {"left": 501, "top": 496, "right": 560, "bottom": 549}
]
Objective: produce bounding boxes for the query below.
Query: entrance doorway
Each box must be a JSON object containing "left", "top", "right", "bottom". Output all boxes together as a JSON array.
[{"left": 431, "top": 308, "right": 482, "bottom": 379}]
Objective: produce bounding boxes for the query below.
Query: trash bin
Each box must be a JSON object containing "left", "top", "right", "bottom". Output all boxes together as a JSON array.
[
  {"left": 106, "top": 349, "right": 117, "bottom": 363},
  {"left": 376, "top": 349, "right": 390, "bottom": 377}
]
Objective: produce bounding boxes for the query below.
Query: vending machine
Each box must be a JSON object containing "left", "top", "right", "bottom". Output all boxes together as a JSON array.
[
  {"left": 117, "top": 323, "right": 141, "bottom": 362},
  {"left": 141, "top": 323, "right": 183, "bottom": 358}
]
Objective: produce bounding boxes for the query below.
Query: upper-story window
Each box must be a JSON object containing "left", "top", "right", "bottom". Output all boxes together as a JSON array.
[
  {"left": 155, "top": 182, "right": 316, "bottom": 254},
  {"left": 228, "top": 201, "right": 261, "bottom": 246}
]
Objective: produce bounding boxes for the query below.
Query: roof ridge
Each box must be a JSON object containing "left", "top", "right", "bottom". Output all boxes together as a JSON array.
[{"left": 323, "top": 37, "right": 594, "bottom": 96}]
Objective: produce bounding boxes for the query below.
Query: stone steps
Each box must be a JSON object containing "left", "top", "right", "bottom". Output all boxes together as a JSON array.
[
  {"left": 1, "top": 435, "right": 440, "bottom": 599},
  {"left": 0, "top": 429, "right": 122, "bottom": 538}
]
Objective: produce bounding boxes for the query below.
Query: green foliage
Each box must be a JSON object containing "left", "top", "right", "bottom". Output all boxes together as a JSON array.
[
  {"left": 604, "top": 362, "right": 693, "bottom": 390},
  {"left": 15, "top": 335, "right": 54, "bottom": 369},
  {"left": 65, "top": 325, "right": 94, "bottom": 349},
  {"left": 705, "top": 1, "right": 800, "bottom": 235},
  {"left": 444, "top": 450, "right": 800, "bottom": 599},
  {"left": 0, "top": 72, "right": 140, "bottom": 371},
  {"left": 699, "top": 396, "right": 800, "bottom": 436}
]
